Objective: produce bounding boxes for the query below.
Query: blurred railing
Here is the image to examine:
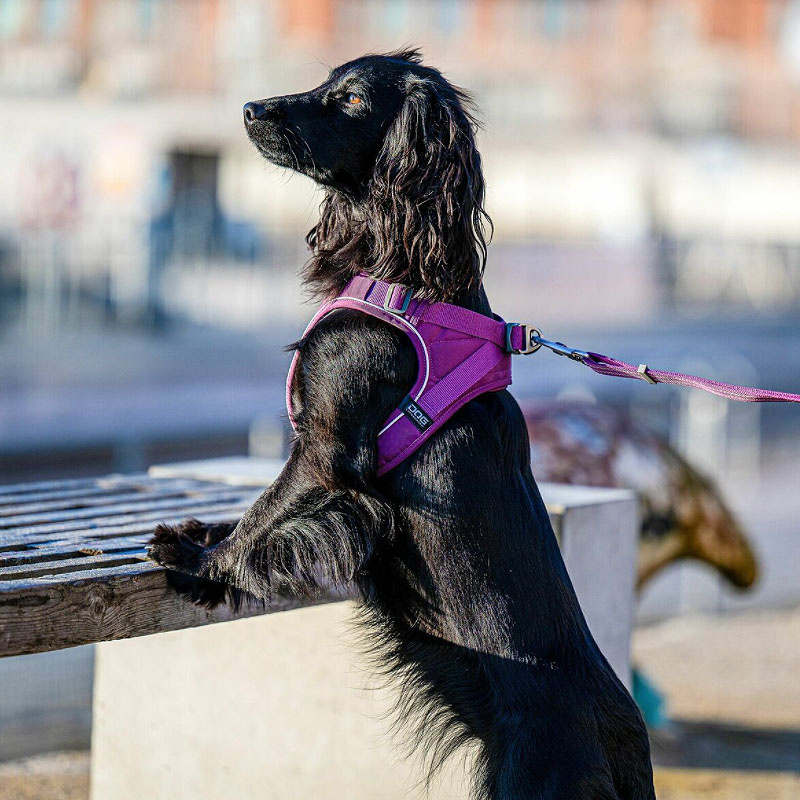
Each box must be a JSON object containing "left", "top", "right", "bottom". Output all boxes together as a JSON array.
[{"left": 6, "top": 234, "right": 800, "bottom": 336}]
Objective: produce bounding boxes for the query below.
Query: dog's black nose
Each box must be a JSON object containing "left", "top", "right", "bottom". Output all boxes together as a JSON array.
[{"left": 243, "top": 102, "right": 267, "bottom": 124}]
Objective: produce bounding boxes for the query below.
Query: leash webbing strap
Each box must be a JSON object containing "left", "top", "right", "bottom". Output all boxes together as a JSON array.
[
  {"left": 520, "top": 331, "right": 800, "bottom": 404},
  {"left": 579, "top": 351, "right": 800, "bottom": 404}
]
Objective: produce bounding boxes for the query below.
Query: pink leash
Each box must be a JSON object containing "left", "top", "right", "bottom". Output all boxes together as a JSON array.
[{"left": 518, "top": 328, "right": 800, "bottom": 404}]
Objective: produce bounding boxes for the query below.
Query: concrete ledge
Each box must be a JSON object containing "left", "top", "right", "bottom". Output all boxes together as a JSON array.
[{"left": 90, "top": 459, "right": 637, "bottom": 800}]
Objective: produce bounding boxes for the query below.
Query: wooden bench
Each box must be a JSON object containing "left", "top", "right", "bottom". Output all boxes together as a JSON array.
[
  {"left": 0, "top": 462, "right": 334, "bottom": 658},
  {"left": 0, "top": 457, "right": 638, "bottom": 799}
]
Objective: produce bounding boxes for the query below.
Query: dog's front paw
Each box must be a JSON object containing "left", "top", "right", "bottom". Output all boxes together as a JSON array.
[
  {"left": 164, "top": 517, "right": 238, "bottom": 548},
  {"left": 147, "top": 520, "right": 206, "bottom": 573},
  {"left": 148, "top": 519, "right": 258, "bottom": 611},
  {"left": 163, "top": 571, "right": 238, "bottom": 610}
]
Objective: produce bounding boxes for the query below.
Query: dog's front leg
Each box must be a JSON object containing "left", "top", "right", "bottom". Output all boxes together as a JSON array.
[
  {"left": 148, "top": 446, "right": 392, "bottom": 606},
  {"left": 149, "top": 313, "right": 411, "bottom": 608},
  {"left": 147, "top": 517, "right": 246, "bottom": 608}
]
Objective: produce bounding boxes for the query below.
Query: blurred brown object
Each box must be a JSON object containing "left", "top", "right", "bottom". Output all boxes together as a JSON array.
[{"left": 523, "top": 401, "right": 758, "bottom": 591}]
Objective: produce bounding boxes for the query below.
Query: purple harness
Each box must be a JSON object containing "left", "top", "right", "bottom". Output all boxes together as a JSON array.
[
  {"left": 288, "top": 274, "right": 800, "bottom": 476},
  {"left": 287, "top": 274, "right": 531, "bottom": 475}
]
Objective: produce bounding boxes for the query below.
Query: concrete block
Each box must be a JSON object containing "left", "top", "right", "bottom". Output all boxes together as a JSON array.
[{"left": 91, "top": 463, "right": 637, "bottom": 800}]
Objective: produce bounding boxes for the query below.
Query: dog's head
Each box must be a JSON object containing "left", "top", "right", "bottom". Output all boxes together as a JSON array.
[{"left": 244, "top": 49, "right": 491, "bottom": 302}]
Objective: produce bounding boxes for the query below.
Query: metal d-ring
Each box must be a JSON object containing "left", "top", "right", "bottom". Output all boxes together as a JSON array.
[{"left": 505, "top": 323, "right": 542, "bottom": 354}]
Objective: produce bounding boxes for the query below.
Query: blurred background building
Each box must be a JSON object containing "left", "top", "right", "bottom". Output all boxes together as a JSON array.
[{"left": 4, "top": 0, "right": 800, "bottom": 329}]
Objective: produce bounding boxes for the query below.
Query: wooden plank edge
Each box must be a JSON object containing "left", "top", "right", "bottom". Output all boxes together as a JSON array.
[{"left": 0, "top": 566, "right": 355, "bottom": 658}]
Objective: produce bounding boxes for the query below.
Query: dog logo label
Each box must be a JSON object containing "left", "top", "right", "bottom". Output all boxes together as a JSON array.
[{"left": 401, "top": 396, "right": 432, "bottom": 431}]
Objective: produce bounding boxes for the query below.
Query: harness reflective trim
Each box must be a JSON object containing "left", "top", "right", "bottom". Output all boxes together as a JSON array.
[
  {"left": 287, "top": 275, "right": 524, "bottom": 475},
  {"left": 332, "top": 296, "right": 431, "bottom": 437}
]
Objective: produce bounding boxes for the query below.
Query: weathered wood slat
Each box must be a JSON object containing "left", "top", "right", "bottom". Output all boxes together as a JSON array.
[
  {"left": 0, "top": 477, "right": 215, "bottom": 509},
  {"left": 0, "top": 512, "right": 243, "bottom": 557},
  {"left": 0, "top": 474, "right": 211, "bottom": 498},
  {"left": 0, "top": 476, "right": 130, "bottom": 496},
  {"left": 0, "top": 549, "right": 150, "bottom": 581},
  {"left": 0, "top": 482, "right": 238, "bottom": 517},
  {"left": 0, "top": 535, "right": 154, "bottom": 565},
  {"left": 0, "top": 500, "right": 253, "bottom": 546},
  {"left": 1, "top": 560, "right": 164, "bottom": 591},
  {"left": 0, "top": 488, "right": 257, "bottom": 529}
]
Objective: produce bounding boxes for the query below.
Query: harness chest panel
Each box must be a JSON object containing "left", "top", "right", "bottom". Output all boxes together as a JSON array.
[{"left": 286, "top": 275, "right": 528, "bottom": 475}]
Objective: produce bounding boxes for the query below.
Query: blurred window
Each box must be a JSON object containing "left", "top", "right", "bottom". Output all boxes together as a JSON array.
[
  {"left": 284, "top": 0, "right": 334, "bottom": 37},
  {"left": 41, "top": 0, "right": 75, "bottom": 38},
  {"left": 542, "top": 0, "right": 567, "bottom": 39},
  {"left": 437, "top": 0, "right": 465, "bottom": 36},
  {"left": 150, "top": 150, "right": 260, "bottom": 266},
  {"left": 138, "top": 0, "right": 157, "bottom": 37},
  {"left": 704, "top": 0, "right": 769, "bottom": 47},
  {"left": 0, "top": 0, "right": 24, "bottom": 39},
  {"left": 170, "top": 151, "right": 220, "bottom": 260}
]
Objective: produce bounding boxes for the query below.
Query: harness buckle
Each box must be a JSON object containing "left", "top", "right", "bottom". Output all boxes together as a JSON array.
[
  {"left": 505, "top": 323, "right": 542, "bottom": 355},
  {"left": 384, "top": 283, "right": 413, "bottom": 316}
]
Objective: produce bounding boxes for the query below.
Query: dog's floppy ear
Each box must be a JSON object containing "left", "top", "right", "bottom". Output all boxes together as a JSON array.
[{"left": 367, "top": 72, "right": 491, "bottom": 301}]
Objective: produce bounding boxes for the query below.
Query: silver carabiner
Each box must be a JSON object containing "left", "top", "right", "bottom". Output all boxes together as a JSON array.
[{"left": 530, "top": 334, "right": 589, "bottom": 362}]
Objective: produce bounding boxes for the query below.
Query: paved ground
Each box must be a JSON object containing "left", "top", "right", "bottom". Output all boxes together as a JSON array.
[
  {"left": 640, "top": 608, "right": 800, "bottom": 799},
  {"left": 0, "top": 753, "right": 88, "bottom": 800},
  {"left": 0, "top": 608, "right": 797, "bottom": 799}
]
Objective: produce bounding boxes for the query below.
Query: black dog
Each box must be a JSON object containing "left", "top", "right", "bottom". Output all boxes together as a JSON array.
[{"left": 149, "top": 50, "right": 655, "bottom": 800}]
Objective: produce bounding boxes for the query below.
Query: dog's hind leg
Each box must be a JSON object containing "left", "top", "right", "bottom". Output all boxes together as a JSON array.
[
  {"left": 605, "top": 721, "right": 657, "bottom": 800},
  {"left": 480, "top": 719, "right": 621, "bottom": 800}
]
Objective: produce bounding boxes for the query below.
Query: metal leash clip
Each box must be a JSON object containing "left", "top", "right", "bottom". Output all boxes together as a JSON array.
[{"left": 530, "top": 334, "right": 590, "bottom": 362}]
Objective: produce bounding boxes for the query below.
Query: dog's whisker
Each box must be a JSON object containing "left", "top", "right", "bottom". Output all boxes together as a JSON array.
[
  {"left": 280, "top": 131, "right": 301, "bottom": 174},
  {"left": 294, "top": 129, "right": 319, "bottom": 176}
]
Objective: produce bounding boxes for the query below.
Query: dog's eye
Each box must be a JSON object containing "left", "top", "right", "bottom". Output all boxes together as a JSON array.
[{"left": 346, "top": 93, "right": 362, "bottom": 105}]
